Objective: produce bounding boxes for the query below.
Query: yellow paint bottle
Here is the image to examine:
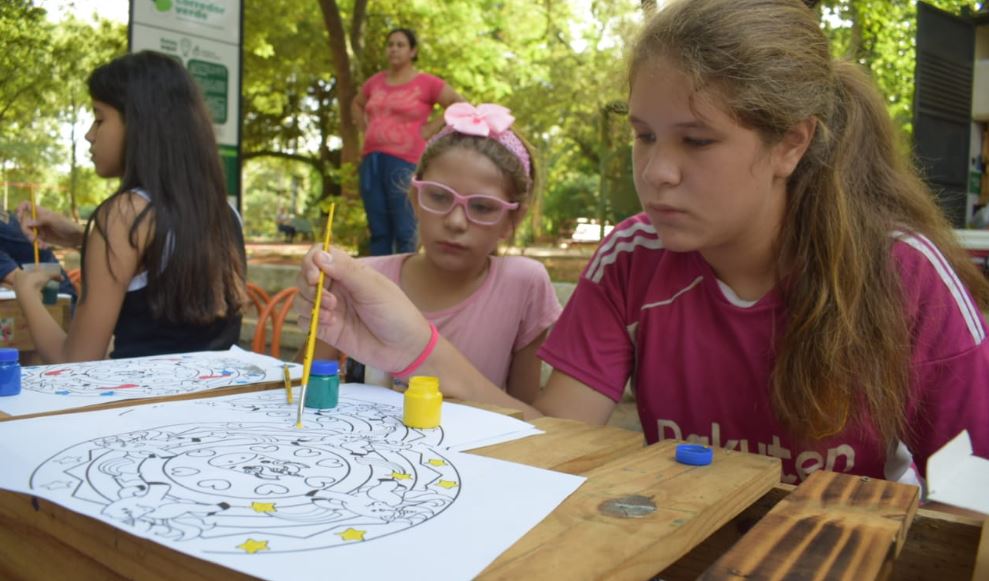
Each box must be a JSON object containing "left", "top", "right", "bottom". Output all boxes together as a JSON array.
[{"left": 403, "top": 376, "right": 442, "bottom": 428}]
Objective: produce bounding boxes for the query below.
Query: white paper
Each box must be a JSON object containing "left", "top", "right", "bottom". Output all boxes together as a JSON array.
[
  {"left": 0, "top": 389, "right": 583, "bottom": 580},
  {"left": 190, "top": 385, "right": 543, "bottom": 452},
  {"left": 0, "top": 347, "right": 302, "bottom": 417},
  {"left": 926, "top": 430, "right": 989, "bottom": 514},
  {"left": 0, "top": 289, "right": 73, "bottom": 301}
]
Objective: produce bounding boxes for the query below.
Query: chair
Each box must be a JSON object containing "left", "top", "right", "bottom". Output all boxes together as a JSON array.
[
  {"left": 246, "top": 282, "right": 270, "bottom": 317},
  {"left": 251, "top": 287, "right": 299, "bottom": 359},
  {"left": 67, "top": 268, "right": 81, "bottom": 293}
]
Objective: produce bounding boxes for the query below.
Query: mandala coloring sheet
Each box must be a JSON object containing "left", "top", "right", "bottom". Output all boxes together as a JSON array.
[
  {"left": 0, "top": 386, "right": 581, "bottom": 580},
  {"left": 0, "top": 348, "right": 302, "bottom": 417}
]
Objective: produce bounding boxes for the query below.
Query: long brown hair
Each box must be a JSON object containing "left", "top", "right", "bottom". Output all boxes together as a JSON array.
[
  {"left": 85, "top": 51, "right": 246, "bottom": 325},
  {"left": 631, "top": 0, "right": 989, "bottom": 444}
]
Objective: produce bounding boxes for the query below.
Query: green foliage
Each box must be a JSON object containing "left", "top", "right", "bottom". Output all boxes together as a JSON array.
[
  {"left": 0, "top": 3, "right": 125, "bottom": 217},
  {"left": 819, "top": 0, "right": 984, "bottom": 136},
  {"left": 5, "top": 1, "right": 987, "bottom": 247},
  {"left": 0, "top": 0, "right": 55, "bottom": 165}
]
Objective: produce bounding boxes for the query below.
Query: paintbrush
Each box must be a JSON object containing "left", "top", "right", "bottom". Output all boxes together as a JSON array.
[
  {"left": 283, "top": 363, "right": 293, "bottom": 404},
  {"left": 296, "top": 202, "right": 336, "bottom": 428},
  {"left": 30, "top": 187, "right": 39, "bottom": 265}
]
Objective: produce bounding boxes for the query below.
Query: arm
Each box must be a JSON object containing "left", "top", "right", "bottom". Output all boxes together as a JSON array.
[
  {"left": 0, "top": 251, "right": 17, "bottom": 286},
  {"left": 351, "top": 91, "right": 368, "bottom": 134},
  {"left": 297, "top": 247, "right": 617, "bottom": 421},
  {"left": 16, "top": 201, "right": 85, "bottom": 251},
  {"left": 416, "top": 337, "right": 616, "bottom": 421},
  {"left": 421, "top": 84, "right": 466, "bottom": 140},
  {"left": 505, "top": 330, "right": 548, "bottom": 405},
  {"left": 14, "top": 193, "right": 150, "bottom": 362}
]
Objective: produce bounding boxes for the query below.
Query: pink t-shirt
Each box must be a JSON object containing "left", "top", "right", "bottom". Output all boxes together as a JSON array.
[
  {"left": 539, "top": 213, "right": 989, "bottom": 484},
  {"left": 361, "top": 72, "right": 446, "bottom": 164},
  {"left": 362, "top": 254, "right": 562, "bottom": 389}
]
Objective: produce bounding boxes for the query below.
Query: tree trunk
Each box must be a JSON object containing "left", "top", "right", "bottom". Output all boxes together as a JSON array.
[
  {"left": 316, "top": 0, "right": 364, "bottom": 197},
  {"left": 68, "top": 97, "right": 79, "bottom": 221}
]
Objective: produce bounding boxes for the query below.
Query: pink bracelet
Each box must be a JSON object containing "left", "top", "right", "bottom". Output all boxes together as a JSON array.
[{"left": 392, "top": 322, "right": 439, "bottom": 378}]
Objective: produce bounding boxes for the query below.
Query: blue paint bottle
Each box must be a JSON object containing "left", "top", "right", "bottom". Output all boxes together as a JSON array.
[
  {"left": 0, "top": 348, "right": 21, "bottom": 397},
  {"left": 304, "top": 360, "right": 339, "bottom": 409}
]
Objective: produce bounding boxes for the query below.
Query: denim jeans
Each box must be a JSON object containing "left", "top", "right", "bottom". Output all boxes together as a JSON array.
[{"left": 359, "top": 152, "right": 418, "bottom": 255}]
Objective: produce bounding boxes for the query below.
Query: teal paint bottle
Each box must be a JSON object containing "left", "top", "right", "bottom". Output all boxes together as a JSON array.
[{"left": 304, "top": 359, "right": 339, "bottom": 409}]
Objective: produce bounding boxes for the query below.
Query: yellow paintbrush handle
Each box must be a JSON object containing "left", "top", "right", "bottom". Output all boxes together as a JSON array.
[
  {"left": 301, "top": 270, "right": 326, "bottom": 387},
  {"left": 296, "top": 203, "right": 336, "bottom": 429},
  {"left": 30, "top": 191, "right": 39, "bottom": 265}
]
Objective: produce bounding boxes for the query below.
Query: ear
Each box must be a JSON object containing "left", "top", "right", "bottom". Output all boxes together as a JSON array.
[{"left": 772, "top": 117, "right": 817, "bottom": 178}]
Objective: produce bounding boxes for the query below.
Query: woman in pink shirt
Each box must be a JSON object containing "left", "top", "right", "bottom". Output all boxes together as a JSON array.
[{"left": 351, "top": 28, "right": 464, "bottom": 256}]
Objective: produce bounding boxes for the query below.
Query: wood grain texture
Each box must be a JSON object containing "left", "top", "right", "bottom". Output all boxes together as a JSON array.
[
  {"left": 477, "top": 440, "right": 781, "bottom": 580},
  {"left": 0, "top": 491, "right": 251, "bottom": 581},
  {"left": 469, "top": 416, "right": 645, "bottom": 474},
  {"left": 974, "top": 518, "right": 989, "bottom": 581},
  {"left": 660, "top": 487, "right": 984, "bottom": 581},
  {"left": 699, "top": 471, "right": 919, "bottom": 581}
]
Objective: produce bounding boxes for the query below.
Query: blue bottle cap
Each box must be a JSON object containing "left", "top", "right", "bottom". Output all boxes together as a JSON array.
[
  {"left": 675, "top": 443, "right": 713, "bottom": 466},
  {"left": 0, "top": 348, "right": 18, "bottom": 363},
  {"left": 310, "top": 359, "right": 339, "bottom": 376}
]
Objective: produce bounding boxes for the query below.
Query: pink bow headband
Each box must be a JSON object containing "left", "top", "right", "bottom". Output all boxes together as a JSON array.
[{"left": 429, "top": 103, "right": 531, "bottom": 178}]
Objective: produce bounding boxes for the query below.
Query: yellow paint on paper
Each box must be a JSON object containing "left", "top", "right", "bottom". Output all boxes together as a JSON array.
[
  {"left": 251, "top": 501, "right": 276, "bottom": 513},
  {"left": 337, "top": 527, "right": 367, "bottom": 542},
  {"left": 237, "top": 538, "right": 270, "bottom": 554}
]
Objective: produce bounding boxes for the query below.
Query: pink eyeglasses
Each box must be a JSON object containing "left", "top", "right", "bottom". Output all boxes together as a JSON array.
[{"left": 411, "top": 179, "right": 519, "bottom": 226}]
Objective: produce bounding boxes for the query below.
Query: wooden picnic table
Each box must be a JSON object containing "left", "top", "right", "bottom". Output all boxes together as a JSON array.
[{"left": 0, "top": 391, "right": 985, "bottom": 580}]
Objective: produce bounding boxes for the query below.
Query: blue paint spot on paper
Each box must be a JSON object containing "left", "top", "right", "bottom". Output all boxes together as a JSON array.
[
  {"left": 55, "top": 390, "right": 70, "bottom": 395},
  {"left": 99, "top": 391, "right": 115, "bottom": 396}
]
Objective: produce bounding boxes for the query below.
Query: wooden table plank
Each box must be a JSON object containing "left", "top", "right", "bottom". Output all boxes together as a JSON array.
[
  {"left": 0, "top": 491, "right": 252, "bottom": 581},
  {"left": 478, "top": 440, "right": 781, "bottom": 580},
  {"left": 975, "top": 518, "right": 989, "bottom": 581},
  {"left": 469, "top": 416, "right": 645, "bottom": 474},
  {"left": 661, "top": 486, "right": 984, "bottom": 581},
  {"left": 700, "top": 471, "right": 919, "bottom": 580}
]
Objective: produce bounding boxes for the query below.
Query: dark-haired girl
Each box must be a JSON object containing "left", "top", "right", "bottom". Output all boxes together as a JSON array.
[{"left": 16, "top": 50, "right": 246, "bottom": 362}]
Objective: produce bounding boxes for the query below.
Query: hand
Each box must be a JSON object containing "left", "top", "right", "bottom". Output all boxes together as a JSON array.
[
  {"left": 16, "top": 201, "right": 85, "bottom": 250},
  {"left": 12, "top": 267, "right": 59, "bottom": 297},
  {"left": 295, "top": 246, "right": 432, "bottom": 374}
]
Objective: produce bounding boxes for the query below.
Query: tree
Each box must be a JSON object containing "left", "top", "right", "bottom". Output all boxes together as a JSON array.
[
  {"left": 0, "top": 0, "right": 55, "bottom": 179},
  {"left": 819, "top": 0, "right": 985, "bottom": 134},
  {"left": 48, "top": 17, "right": 126, "bottom": 218},
  {"left": 317, "top": 0, "right": 366, "bottom": 182}
]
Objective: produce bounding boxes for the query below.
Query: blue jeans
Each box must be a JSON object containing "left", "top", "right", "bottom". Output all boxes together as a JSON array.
[{"left": 359, "top": 152, "right": 418, "bottom": 255}]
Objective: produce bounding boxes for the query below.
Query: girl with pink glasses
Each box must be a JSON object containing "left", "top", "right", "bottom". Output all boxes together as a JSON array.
[{"left": 303, "top": 103, "right": 560, "bottom": 403}]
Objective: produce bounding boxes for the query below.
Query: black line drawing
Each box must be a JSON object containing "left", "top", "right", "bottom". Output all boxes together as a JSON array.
[
  {"left": 22, "top": 354, "right": 269, "bottom": 398},
  {"left": 31, "top": 407, "right": 461, "bottom": 554}
]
